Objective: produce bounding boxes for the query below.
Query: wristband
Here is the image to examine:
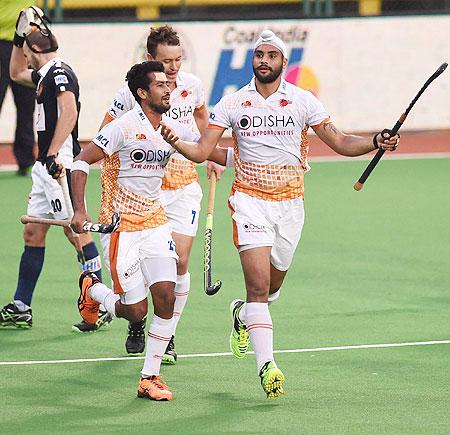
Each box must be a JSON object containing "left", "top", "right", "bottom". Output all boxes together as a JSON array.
[
  {"left": 226, "top": 146, "right": 235, "bottom": 167},
  {"left": 71, "top": 160, "right": 90, "bottom": 175},
  {"left": 372, "top": 134, "right": 379, "bottom": 149},
  {"left": 13, "top": 33, "right": 25, "bottom": 48}
]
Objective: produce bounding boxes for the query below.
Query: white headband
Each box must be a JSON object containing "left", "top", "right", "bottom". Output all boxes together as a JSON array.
[{"left": 254, "top": 30, "right": 287, "bottom": 58}]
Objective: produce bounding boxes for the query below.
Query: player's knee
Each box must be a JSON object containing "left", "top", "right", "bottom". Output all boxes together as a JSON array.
[
  {"left": 246, "top": 280, "right": 270, "bottom": 299},
  {"left": 176, "top": 254, "right": 189, "bottom": 275},
  {"left": 23, "top": 224, "right": 46, "bottom": 246},
  {"left": 152, "top": 287, "right": 175, "bottom": 313}
]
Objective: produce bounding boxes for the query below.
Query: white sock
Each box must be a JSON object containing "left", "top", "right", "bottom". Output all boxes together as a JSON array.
[
  {"left": 237, "top": 301, "right": 246, "bottom": 324},
  {"left": 14, "top": 300, "right": 31, "bottom": 312},
  {"left": 173, "top": 272, "right": 190, "bottom": 333},
  {"left": 268, "top": 289, "right": 281, "bottom": 305},
  {"left": 245, "top": 302, "right": 273, "bottom": 373},
  {"left": 89, "top": 283, "right": 119, "bottom": 317},
  {"left": 141, "top": 315, "right": 175, "bottom": 377}
]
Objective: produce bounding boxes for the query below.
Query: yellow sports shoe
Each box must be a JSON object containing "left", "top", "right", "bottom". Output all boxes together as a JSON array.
[
  {"left": 137, "top": 376, "right": 173, "bottom": 401},
  {"left": 229, "top": 299, "right": 249, "bottom": 358},
  {"left": 259, "top": 361, "right": 285, "bottom": 399},
  {"left": 77, "top": 271, "right": 100, "bottom": 324}
]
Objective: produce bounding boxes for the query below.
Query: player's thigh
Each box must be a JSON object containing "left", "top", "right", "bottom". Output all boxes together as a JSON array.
[
  {"left": 271, "top": 197, "right": 305, "bottom": 272},
  {"left": 229, "top": 190, "right": 275, "bottom": 248},
  {"left": 109, "top": 231, "right": 148, "bottom": 305},
  {"left": 27, "top": 162, "right": 69, "bottom": 220},
  {"left": 161, "top": 182, "right": 202, "bottom": 237}
]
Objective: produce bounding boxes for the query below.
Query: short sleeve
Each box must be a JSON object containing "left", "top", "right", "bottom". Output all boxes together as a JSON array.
[
  {"left": 92, "top": 121, "right": 125, "bottom": 156},
  {"left": 193, "top": 80, "right": 206, "bottom": 109},
  {"left": 305, "top": 92, "right": 329, "bottom": 127},
  {"left": 208, "top": 97, "right": 230, "bottom": 129},
  {"left": 51, "top": 67, "right": 78, "bottom": 94},
  {"left": 106, "top": 84, "right": 136, "bottom": 119}
]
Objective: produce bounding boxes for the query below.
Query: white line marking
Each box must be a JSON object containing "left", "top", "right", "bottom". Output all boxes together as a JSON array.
[{"left": 0, "top": 339, "right": 449, "bottom": 366}]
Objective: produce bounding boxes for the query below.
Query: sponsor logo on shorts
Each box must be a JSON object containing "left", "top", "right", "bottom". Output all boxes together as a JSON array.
[
  {"left": 123, "top": 259, "right": 140, "bottom": 279},
  {"left": 243, "top": 223, "right": 266, "bottom": 233}
]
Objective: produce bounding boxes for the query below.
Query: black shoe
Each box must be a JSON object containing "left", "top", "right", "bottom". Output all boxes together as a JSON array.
[
  {"left": 126, "top": 317, "right": 146, "bottom": 354},
  {"left": 72, "top": 310, "right": 113, "bottom": 333},
  {"left": 0, "top": 302, "right": 32, "bottom": 328},
  {"left": 162, "top": 335, "right": 177, "bottom": 365}
]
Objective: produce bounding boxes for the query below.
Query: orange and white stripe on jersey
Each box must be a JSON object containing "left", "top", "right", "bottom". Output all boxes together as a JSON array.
[
  {"left": 98, "top": 153, "right": 167, "bottom": 232},
  {"left": 209, "top": 78, "right": 330, "bottom": 201},
  {"left": 161, "top": 157, "right": 198, "bottom": 190},
  {"left": 231, "top": 132, "right": 305, "bottom": 201}
]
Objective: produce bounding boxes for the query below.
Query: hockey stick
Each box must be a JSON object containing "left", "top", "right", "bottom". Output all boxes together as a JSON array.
[
  {"left": 354, "top": 62, "right": 448, "bottom": 191},
  {"left": 57, "top": 170, "right": 86, "bottom": 264},
  {"left": 204, "top": 171, "right": 222, "bottom": 296},
  {"left": 20, "top": 212, "right": 120, "bottom": 234}
]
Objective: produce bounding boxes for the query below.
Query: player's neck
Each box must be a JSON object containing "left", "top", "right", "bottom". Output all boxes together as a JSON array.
[
  {"left": 255, "top": 77, "right": 282, "bottom": 99},
  {"left": 37, "top": 53, "right": 58, "bottom": 70},
  {"left": 168, "top": 80, "right": 177, "bottom": 92},
  {"left": 140, "top": 105, "right": 163, "bottom": 130}
]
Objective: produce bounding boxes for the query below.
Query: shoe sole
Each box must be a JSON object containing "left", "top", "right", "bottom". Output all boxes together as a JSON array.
[
  {"left": 162, "top": 355, "right": 177, "bottom": 365},
  {"left": 137, "top": 391, "right": 172, "bottom": 401},
  {"left": 0, "top": 322, "right": 32, "bottom": 329},
  {"left": 71, "top": 320, "right": 113, "bottom": 333},
  {"left": 262, "top": 371, "right": 285, "bottom": 399},
  {"left": 229, "top": 300, "right": 248, "bottom": 359}
]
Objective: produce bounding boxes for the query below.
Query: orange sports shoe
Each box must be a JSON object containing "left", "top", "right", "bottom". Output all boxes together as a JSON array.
[
  {"left": 137, "top": 376, "right": 173, "bottom": 401},
  {"left": 77, "top": 271, "right": 100, "bottom": 324}
]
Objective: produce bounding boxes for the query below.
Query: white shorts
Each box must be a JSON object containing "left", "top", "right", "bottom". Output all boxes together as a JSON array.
[
  {"left": 108, "top": 223, "right": 178, "bottom": 305},
  {"left": 27, "top": 162, "right": 70, "bottom": 220},
  {"left": 160, "top": 182, "right": 202, "bottom": 237},
  {"left": 228, "top": 190, "right": 305, "bottom": 271}
]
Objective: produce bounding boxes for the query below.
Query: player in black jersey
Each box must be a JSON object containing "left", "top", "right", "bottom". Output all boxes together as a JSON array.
[{"left": 0, "top": 8, "right": 110, "bottom": 332}]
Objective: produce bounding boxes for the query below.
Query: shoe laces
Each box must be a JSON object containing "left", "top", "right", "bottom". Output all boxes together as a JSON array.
[
  {"left": 143, "top": 376, "right": 166, "bottom": 390},
  {"left": 128, "top": 321, "right": 145, "bottom": 338}
]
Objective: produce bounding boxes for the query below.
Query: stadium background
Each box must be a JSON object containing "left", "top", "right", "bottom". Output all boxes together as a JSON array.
[{"left": 0, "top": 1, "right": 449, "bottom": 433}]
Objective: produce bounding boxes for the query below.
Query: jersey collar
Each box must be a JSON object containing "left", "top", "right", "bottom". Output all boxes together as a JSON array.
[
  {"left": 37, "top": 57, "right": 64, "bottom": 78},
  {"left": 246, "top": 77, "right": 289, "bottom": 95},
  {"left": 133, "top": 104, "right": 160, "bottom": 131}
]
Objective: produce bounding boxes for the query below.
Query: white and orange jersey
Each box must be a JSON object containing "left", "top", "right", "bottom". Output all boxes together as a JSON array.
[
  {"left": 209, "top": 78, "right": 330, "bottom": 201},
  {"left": 105, "top": 70, "right": 206, "bottom": 191},
  {"left": 93, "top": 104, "right": 198, "bottom": 232}
]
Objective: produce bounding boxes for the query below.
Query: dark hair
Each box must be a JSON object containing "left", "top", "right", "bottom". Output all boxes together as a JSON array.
[
  {"left": 126, "top": 61, "right": 165, "bottom": 103},
  {"left": 146, "top": 25, "right": 180, "bottom": 58},
  {"left": 25, "top": 30, "right": 58, "bottom": 53}
]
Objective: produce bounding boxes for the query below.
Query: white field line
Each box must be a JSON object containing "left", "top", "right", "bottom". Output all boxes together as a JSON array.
[
  {"left": 1, "top": 153, "right": 450, "bottom": 173},
  {"left": 0, "top": 339, "right": 449, "bottom": 366}
]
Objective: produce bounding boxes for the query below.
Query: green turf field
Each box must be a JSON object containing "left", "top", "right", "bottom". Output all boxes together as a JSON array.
[{"left": 0, "top": 158, "right": 449, "bottom": 434}]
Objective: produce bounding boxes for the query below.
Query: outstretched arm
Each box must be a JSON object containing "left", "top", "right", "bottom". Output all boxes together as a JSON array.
[
  {"left": 314, "top": 122, "right": 399, "bottom": 156},
  {"left": 161, "top": 124, "right": 225, "bottom": 163}
]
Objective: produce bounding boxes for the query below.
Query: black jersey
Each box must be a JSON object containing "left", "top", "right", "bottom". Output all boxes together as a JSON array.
[{"left": 31, "top": 58, "right": 81, "bottom": 165}]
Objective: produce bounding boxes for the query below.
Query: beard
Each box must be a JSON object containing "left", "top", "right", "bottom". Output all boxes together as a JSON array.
[
  {"left": 253, "top": 64, "right": 283, "bottom": 84},
  {"left": 149, "top": 100, "right": 170, "bottom": 114}
]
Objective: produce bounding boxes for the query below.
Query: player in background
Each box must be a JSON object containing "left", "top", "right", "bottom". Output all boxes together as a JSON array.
[
  {"left": 0, "top": 8, "right": 107, "bottom": 330},
  {"left": 71, "top": 61, "right": 200, "bottom": 401},
  {"left": 161, "top": 30, "right": 400, "bottom": 398},
  {"left": 100, "top": 25, "right": 224, "bottom": 361}
]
